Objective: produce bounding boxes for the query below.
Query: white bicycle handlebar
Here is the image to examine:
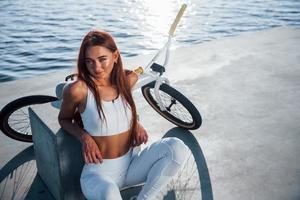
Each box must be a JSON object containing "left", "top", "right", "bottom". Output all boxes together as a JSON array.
[{"left": 169, "top": 4, "right": 187, "bottom": 37}]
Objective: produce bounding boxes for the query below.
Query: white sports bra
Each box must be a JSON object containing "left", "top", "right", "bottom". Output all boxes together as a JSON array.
[{"left": 80, "top": 87, "right": 132, "bottom": 136}]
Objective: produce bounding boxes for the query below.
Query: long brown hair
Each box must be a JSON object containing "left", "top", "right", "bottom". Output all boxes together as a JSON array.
[{"left": 77, "top": 30, "right": 137, "bottom": 142}]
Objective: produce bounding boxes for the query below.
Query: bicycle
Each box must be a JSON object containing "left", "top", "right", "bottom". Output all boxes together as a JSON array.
[
  {"left": 0, "top": 4, "right": 201, "bottom": 143},
  {"left": 0, "top": 4, "right": 207, "bottom": 199}
]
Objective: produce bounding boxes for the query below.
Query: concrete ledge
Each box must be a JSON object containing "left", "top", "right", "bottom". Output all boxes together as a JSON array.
[{"left": 29, "top": 102, "right": 85, "bottom": 200}]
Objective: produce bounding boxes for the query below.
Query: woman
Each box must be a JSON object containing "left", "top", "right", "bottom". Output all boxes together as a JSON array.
[{"left": 58, "top": 29, "right": 189, "bottom": 200}]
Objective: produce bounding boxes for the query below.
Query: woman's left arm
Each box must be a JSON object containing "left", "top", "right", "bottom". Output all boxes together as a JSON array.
[{"left": 126, "top": 69, "right": 138, "bottom": 89}]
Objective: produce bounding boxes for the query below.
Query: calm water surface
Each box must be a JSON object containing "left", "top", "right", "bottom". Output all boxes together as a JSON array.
[{"left": 0, "top": 0, "right": 299, "bottom": 83}]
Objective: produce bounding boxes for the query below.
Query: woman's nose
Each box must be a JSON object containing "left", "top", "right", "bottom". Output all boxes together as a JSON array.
[{"left": 94, "top": 60, "right": 104, "bottom": 72}]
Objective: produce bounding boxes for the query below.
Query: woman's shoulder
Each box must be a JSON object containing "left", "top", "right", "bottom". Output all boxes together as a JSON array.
[{"left": 62, "top": 79, "right": 88, "bottom": 103}]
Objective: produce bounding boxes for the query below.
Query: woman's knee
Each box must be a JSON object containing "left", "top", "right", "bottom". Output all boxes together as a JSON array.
[
  {"left": 80, "top": 174, "right": 120, "bottom": 200},
  {"left": 162, "top": 137, "right": 189, "bottom": 165}
]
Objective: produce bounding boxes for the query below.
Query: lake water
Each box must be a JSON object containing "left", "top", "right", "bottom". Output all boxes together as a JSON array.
[{"left": 0, "top": 0, "right": 299, "bottom": 83}]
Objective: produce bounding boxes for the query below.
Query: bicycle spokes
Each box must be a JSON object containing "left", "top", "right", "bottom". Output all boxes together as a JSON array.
[
  {"left": 8, "top": 108, "right": 31, "bottom": 136},
  {"left": 150, "top": 89, "right": 193, "bottom": 124},
  {"left": 155, "top": 150, "right": 201, "bottom": 199}
]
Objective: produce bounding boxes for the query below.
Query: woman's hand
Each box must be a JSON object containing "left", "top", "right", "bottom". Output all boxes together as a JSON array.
[
  {"left": 80, "top": 133, "right": 103, "bottom": 164},
  {"left": 133, "top": 122, "right": 148, "bottom": 146}
]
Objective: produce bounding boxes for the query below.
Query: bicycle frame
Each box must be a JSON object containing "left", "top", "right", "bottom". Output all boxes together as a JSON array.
[
  {"left": 132, "top": 4, "right": 187, "bottom": 112},
  {"left": 132, "top": 38, "right": 171, "bottom": 111}
]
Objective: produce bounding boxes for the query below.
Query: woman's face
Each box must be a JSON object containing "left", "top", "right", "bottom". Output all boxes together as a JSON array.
[{"left": 84, "top": 45, "right": 118, "bottom": 81}]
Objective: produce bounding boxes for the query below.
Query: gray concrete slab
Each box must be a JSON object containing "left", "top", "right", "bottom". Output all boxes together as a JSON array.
[
  {"left": 29, "top": 103, "right": 85, "bottom": 200},
  {"left": 0, "top": 26, "right": 299, "bottom": 199}
]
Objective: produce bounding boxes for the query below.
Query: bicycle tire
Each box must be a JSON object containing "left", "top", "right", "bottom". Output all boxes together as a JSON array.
[
  {"left": 120, "top": 127, "right": 211, "bottom": 200},
  {"left": 158, "top": 127, "right": 212, "bottom": 200},
  {"left": 141, "top": 81, "right": 202, "bottom": 130},
  {"left": 0, "top": 95, "right": 58, "bottom": 142}
]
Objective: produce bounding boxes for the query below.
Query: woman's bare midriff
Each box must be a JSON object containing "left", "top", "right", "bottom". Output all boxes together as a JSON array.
[{"left": 92, "top": 130, "right": 132, "bottom": 159}]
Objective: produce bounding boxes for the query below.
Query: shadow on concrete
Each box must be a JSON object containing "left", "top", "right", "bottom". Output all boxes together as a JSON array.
[
  {"left": 163, "top": 127, "right": 214, "bottom": 200},
  {"left": 0, "top": 146, "right": 34, "bottom": 182},
  {"left": 0, "top": 145, "right": 54, "bottom": 200}
]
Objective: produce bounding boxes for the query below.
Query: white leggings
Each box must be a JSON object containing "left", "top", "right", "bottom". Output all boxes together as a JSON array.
[{"left": 80, "top": 137, "right": 189, "bottom": 200}]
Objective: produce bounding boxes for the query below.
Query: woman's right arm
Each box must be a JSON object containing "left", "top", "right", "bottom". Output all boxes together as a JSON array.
[
  {"left": 58, "top": 81, "right": 103, "bottom": 163},
  {"left": 58, "top": 82, "right": 87, "bottom": 141}
]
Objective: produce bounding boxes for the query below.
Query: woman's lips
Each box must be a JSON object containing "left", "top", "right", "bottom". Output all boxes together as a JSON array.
[{"left": 95, "top": 72, "right": 104, "bottom": 76}]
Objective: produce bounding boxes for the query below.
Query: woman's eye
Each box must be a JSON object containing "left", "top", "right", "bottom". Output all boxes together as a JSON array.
[
  {"left": 85, "top": 60, "right": 93, "bottom": 65},
  {"left": 99, "top": 58, "right": 106, "bottom": 62}
]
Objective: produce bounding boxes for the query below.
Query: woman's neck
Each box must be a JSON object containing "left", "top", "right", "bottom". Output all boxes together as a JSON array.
[{"left": 93, "top": 77, "right": 111, "bottom": 87}]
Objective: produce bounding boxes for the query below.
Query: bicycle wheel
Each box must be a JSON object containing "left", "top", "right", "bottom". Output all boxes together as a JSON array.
[
  {"left": 0, "top": 95, "right": 58, "bottom": 142},
  {"left": 141, "top": 81, "right": 202, "bottom": 130},
  {"left": 120, "top": 127, "right": 211, "bottom": 200},
  {"left": 0, "top": 146, "right": 37, "bottom": 199},
  {"left": 156, "top": 127, "right": 207, "bottom": 200}
]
